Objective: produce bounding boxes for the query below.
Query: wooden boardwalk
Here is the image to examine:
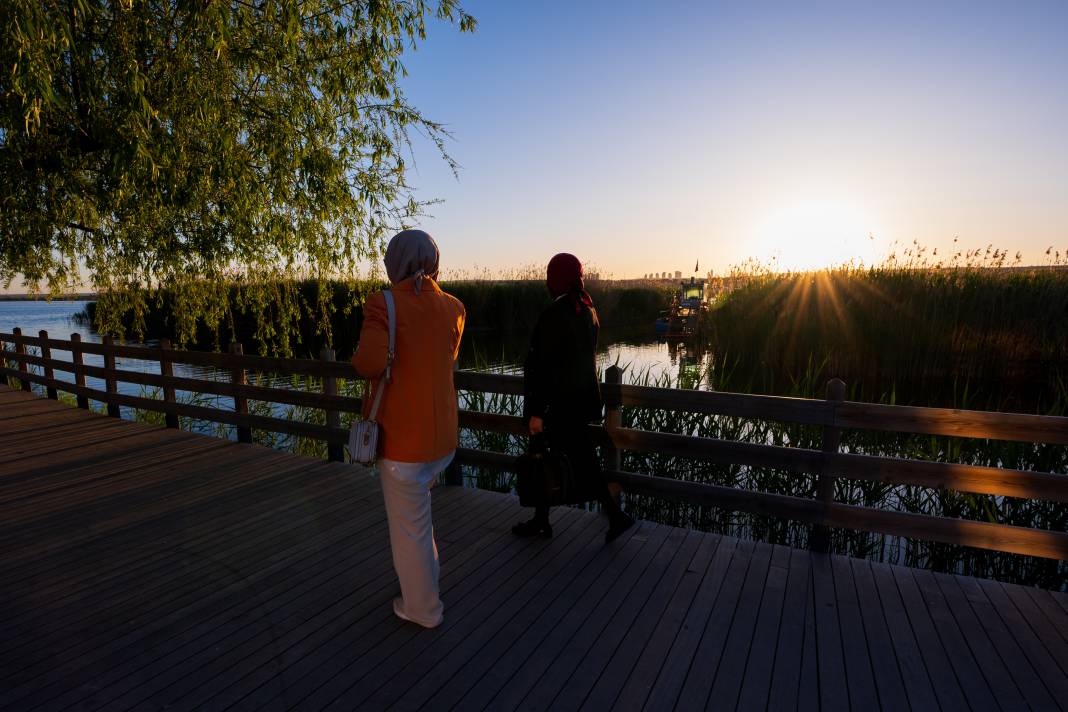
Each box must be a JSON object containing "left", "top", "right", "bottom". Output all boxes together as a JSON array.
[{"left": 2, "top": 385, "right": 1067, "bottom": 712}]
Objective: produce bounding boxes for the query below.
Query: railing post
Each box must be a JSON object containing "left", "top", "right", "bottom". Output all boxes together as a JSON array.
[
  {"left": 230, "top": 342, "right": 253, "bottom": 444},
  {"left": 321, "top": 347, "right": 344, "bottom": 462},
  {"left": 39, "top": 330, "right": 57, "bottom": 400},
  {"left": 811, "top": 377, "right": 846, "bottom": 552},
  {"left": 160, "top": 339, "right": 179, "bottom": 429},
  {"left": 102, "top": 335, "right": 121, "bottom": 417},
  {"left": 0, "top": 334, "right": 7, "bottom": 388},
  {"left": 604, "top": 365, "right": 624, "bottom": 499},
  {"left": 70, "top": 333, "right": 89, "bottom": 410},
  {"left": 13, "top": 327, "right": 30, "bottom": 392}
]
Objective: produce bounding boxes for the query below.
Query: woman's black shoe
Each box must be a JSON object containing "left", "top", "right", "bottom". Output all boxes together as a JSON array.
[
  {"left": 605, "top": 513, "right": 634, "bottom": 544},
  {"left": 512, "top": 518, "right": 553, "bottom": 538}
]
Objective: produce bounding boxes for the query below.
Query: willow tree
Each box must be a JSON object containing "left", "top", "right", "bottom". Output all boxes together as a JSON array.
[{"left": 0, "top": 0, "right": 474, "bottom": 351}]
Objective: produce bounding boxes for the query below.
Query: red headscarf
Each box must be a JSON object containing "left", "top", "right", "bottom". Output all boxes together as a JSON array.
[{"left": 546, "top": 253, "right": 594, "bottom": 313}]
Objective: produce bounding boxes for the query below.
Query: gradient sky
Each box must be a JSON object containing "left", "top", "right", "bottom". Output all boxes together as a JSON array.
[{"left": 399, "top": 0, "right": 1068, "bottom": 277}]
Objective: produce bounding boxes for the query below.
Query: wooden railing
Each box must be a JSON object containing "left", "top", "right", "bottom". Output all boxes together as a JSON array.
[{"left": 2, "top": 328, "right": 1067, "bottom": 560}]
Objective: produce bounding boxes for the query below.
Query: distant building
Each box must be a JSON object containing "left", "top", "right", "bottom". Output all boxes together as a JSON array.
[{"left": 675, "top": 271, "right": 682, "bottom": 280}]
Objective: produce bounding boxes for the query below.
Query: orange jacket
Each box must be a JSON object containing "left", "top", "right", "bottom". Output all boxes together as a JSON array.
[{"left": 351, "top": 277, "right": 465, "bottom": 462}]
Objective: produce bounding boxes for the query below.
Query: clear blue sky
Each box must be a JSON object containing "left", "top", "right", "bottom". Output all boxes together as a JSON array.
[{"left": 399, "top": 0, "right": 1068, "bottom": 277}]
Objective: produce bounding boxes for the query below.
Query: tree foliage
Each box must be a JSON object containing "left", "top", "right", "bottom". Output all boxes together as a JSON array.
[{"left": 0, "top": 0, "right": 474, "bottom": 348}]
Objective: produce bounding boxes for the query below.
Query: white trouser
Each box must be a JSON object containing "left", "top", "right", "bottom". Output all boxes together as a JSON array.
[{"left": 378, "top": 451, "right": 454, "bottom": 627}]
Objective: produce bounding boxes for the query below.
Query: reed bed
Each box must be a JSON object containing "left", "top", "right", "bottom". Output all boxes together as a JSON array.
[{"left": 706, "top": 253, "right": 1068, "bottom": 412}]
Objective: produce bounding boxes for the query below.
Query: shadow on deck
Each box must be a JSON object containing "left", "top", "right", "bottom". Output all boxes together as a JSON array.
[{"left": 1, "top": 385, "right": 1067, "bottom": 711}]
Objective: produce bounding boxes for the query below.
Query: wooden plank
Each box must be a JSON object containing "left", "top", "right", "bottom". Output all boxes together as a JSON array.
[
  {"left": 766, "top": 547, "right": 812, "bottom": 711},
  {"left": 494, "top": 522, "right": 677, "bottom": 712},
  {"left": 0, "top": 444, "right": 331, "bottom": 578},
  {"left": 483, "top": 522, "right": 672, "bottom": 712},
  {"left": 0, "top": 436, "right": 278, "bottom": 545},
  {"left": 16, "top": 487, "right": 475, "bottom": 711},
  {"left": 448, "top": 517, "right": 651, "bottom": 712},
  {"left": 899, "top": 566, "right": 997, "bottom": 712},
  {"left": 608, "top": 534, "right": 722, "bottom": 712},
  {"left": 568, "top": 530, "right": 705, "bottom": 712},
  {"left": 206, "top": 493, "right": 554, "bottom": 711},
  {"left": 2, "top": 481, "right": 393, "bottom": 707},
  {"left": 37, "top": 330, "right": 57, "bottom": 400},
  {"left": 796, "top": 568, "right": 819, "bottom": 712},
  {"left": 17, "top": 486, "right": 477, "bottom": 711},
  {"left": 376, "top": 512, "right": 651, "bottom": 711},
  {"left": 0, "top": 419, "right": 139, "bottom": 467},
  {"left": 453, "top": 369, "right": 524, "bottom": 395},
  {"left": 268, "top": 507, "right": 603, "bottom": 711},
  {"left": 811, "top": 553, "right": 849, "bottom": 712},
  {"left": 1, "top": 334, "right": 353, "bottom": 378},
  {"left": 0, "top": 456, "right": 367, "bottom": 638},
  {"left": 997, "top": 582, "right": 1068, "bottom": 678},
  {"left": 922, "top": 570, "right": 1028, "bottom": 710},
  {"left": 0, "top": 457, "right": 366, "bottom": 671},
  {"left": 616, "top": 381, "right": 834, "bottom": 425},
  {"left": 974, "top": 577, "right": 1068, "bottom": 700},
  {"left": 821, "top": 502, "right": 1068, "bottom": 560},
  {"left": 611, "top": 428, "right": 822, "bottom": 474},
  {"left": 848, "top": 558, "right": 914, "bottom": 711},
  {"left": 1055, "top": 591, "right": 1068, "bottom": 617},
  {"left": 673, "top": 539, "right": 757, "bottom": 710},
  {"left": 73, "top": 361, "right": 365, "bottom": 413},
  {"left": 359, "top": 519, "right": 659, "bottom": 712},
  {"left": 837, "top": 400, "right": 1068, "bottom": 444},
  {"left": 0, "top": 430, "right": 212, "bottom": 508},
  {"left": 0, "top": 448, "right": 357, "bottom": 593},
  {"left": 640, "top": 537, "right": 740, "bottom": 711},
  {"left": 0, "top": 440, "right": 256, "bottom": 550},
  {"left": 948, "top": 574, "right": 1059, "bottom": 711},
  {"left": 615, "top": 428, "right": 1068, "bottom": 503},
  {"left": 610, "top": 469, "right": 826, "bottom": 524},
  {"left": 729, "top": 544, "right": 791, "bottom": 712},
  {"left": 829, "top": 554, "right": 880, "bottom": 711},
  {"left": 12, "top": 328, "right": 30, "bottom": 392},
  {"left": 4, "top": 388, "right": 1068, "bottom": 711},
  {"left": 0, "top": 369, "right": 351, "bottom": 444},
  {"left": 879, "top": 562, "right": 968, "bottom": 710},
  {"left": 827, "top": 450, "right": 1068, "bottom": 503},
  {"left": 613, "top": 470, "right": 1068, "bottom": 560},
  {"left": 458, "top": 409, "right": 528, "bottom": 436}
]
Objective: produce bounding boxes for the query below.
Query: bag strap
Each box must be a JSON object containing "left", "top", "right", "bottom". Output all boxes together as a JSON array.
[{"left": 366, "top": 289, "right": 397, "bottom": 421}]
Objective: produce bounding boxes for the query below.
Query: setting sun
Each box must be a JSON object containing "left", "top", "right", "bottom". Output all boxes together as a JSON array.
[{"left": 753, "top": 200, "right": 877, "bottom": 271}]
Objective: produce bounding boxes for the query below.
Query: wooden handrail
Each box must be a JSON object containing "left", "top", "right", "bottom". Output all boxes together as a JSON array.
[{"left": 3, "top": 329, "right": 1066, "bottom": 560}]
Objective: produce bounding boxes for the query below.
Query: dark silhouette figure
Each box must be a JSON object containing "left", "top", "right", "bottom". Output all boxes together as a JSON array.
[{"left": 513, "top": 253, "right": 634, "bottom": 543}]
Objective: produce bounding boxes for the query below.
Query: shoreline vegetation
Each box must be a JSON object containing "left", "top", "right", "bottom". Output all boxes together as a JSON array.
[{"left": 74, "top": 279, "right": 675, "bottom": 362}]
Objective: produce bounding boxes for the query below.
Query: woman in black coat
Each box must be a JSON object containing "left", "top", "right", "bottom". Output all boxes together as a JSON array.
[{"left": 512, "top": 253, "right": 634, "bottom": 543}]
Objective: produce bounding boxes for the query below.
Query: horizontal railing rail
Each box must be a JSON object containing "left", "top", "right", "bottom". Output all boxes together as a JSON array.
[{"left": 2, "top": 328, "right": 1066, "bottom": 560}]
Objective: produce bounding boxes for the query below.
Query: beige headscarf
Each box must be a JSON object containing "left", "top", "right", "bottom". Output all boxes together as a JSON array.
[{"left": 384, "top": 229, "right": 440, "bottom": 294}]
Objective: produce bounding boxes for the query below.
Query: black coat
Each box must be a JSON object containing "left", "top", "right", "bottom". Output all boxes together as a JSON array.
[
  {"left": 523, "top": 296, "right": 603, "bottom": 427},
  {"left": 523, "top": 296, "right": 606, "bottom": 501}
]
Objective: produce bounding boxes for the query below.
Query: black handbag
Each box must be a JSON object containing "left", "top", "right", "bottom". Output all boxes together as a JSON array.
[{"left": 515, "top": 434, "right": 577, "bottom": 507}]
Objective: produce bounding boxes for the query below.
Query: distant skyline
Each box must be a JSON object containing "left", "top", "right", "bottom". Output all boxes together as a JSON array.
[{"left": 399, "top": 0, "right": 1068, "bottom": 277}]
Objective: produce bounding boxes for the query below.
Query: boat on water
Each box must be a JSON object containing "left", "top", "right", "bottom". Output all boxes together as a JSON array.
[{"left": 654, "top": 277, "right": 707, "bottom": 337}]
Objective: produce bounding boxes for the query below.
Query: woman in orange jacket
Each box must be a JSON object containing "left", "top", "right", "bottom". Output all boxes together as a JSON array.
[{"left": 352, "top": 229, "right": 465, "bottom": 628}]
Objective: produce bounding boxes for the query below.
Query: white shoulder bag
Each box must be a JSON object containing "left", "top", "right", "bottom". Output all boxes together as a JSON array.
[{"left": 348, "top": 290, "right": 396, "bottom": 465}]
